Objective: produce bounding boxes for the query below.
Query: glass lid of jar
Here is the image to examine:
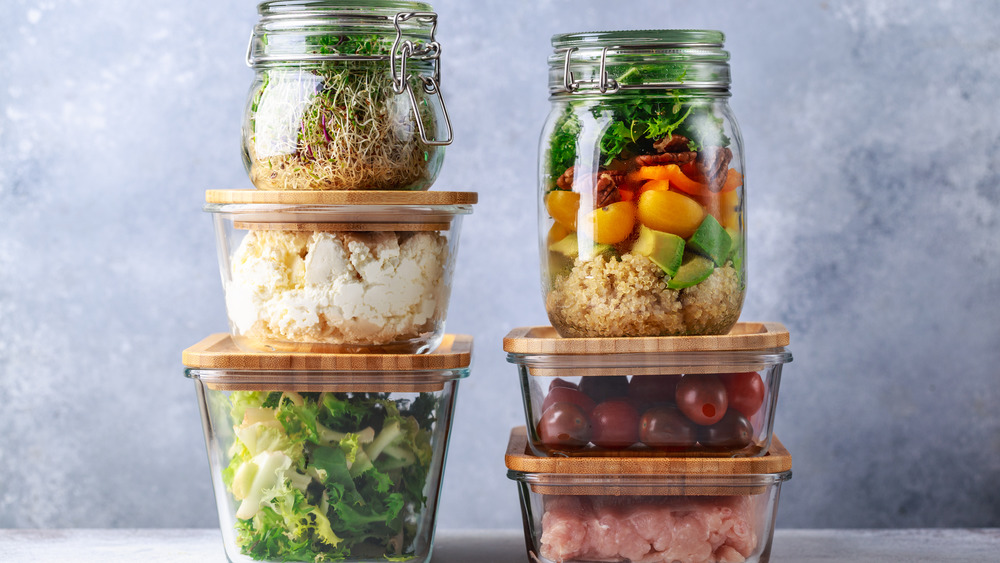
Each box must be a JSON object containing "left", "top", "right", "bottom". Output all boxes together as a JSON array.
[
  {"left": 258, "top": 0, "right": 435, "bottom": 17},
  {"left": 548, "top": 29, "right": 731, "bottom": 95}
]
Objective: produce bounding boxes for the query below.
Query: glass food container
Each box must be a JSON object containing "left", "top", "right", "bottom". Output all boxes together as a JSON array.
[
  {"left": 243, "top": 1, "right": 452, "bottom": 191},
  {"left": 539, "top": 30, "right": 746, "bottom": 337},
  {"left": 506, "top": 427, "right": 791, "bottom": 563},
  {"left": 183, "top": 333, "right": 472, "bottom": 563},
  {"left": 504, "top": 323, "right": 791, "bottom": 458},
  {"left": 205, "top": 189, "right": 476, "bottom": 354}
]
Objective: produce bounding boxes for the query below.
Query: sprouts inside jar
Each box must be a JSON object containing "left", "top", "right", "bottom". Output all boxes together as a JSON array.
[{"left": 244, "top": 35, "right": 444, "bottom": 191}]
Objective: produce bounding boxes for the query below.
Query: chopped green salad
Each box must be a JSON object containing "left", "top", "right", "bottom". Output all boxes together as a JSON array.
[{"left": 223, "top": 391, "right": 438, "bottom": 561}]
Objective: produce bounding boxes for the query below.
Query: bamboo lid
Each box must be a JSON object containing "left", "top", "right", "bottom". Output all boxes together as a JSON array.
[
  {"left": 182, "top": 333, "right": 473, "bottom": 371},
  {"left": 505, "top": 426, "right": 791, "bottom": 475},
  {"left": 206, "top": 189, "right": 478, "bottom": 206},
  {"left": 504, "top": 323, "right": 789, "bottom": 355}
]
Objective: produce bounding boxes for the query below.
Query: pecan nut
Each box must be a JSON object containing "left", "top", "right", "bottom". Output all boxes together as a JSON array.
[
  {"left": 653, "top": 134, "right": 691, "bottom": 153},
  {"left": 556, "top": 166, "right": 575, "bottom": 191},
  {"left": 595, "top": 172, "right": 622, "bottom": 208},
  {"left": 635, "top": 151, "right": 697, "bottom": 167},
  {"left": 693, "top": 147, "right": 733, "bottom": 193}
]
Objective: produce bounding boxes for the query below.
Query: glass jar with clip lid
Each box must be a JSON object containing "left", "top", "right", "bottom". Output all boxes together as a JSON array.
[
  {"left": 540, "top": 30, "right": 747, "bottom": 337},
  {"left": 243, "top": 1, "right": 453, "bottom": 191}
]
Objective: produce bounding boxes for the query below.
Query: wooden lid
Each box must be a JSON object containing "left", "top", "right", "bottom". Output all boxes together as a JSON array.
[
  {"left": 182, "top": 333, "right": 473, "bottom": 371},
  {"left": 206, "top": 190, "right": 478, "bottom": 206},
  {"left": 196, "top": 377, "right": 450, "bottom": 393},
  {"left": 504, "top": 427, "right": 791, "bottom": 475},
  {"left": 232, "top": 221, "right": 453, "bottom": 232},
  {"left": 504, "top": 323, "right": 789, "bottom": 355}
]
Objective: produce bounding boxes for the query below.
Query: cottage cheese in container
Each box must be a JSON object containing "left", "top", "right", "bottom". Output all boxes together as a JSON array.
[{"left": 205, "top": 190, "right": 476, "bottom": 353}]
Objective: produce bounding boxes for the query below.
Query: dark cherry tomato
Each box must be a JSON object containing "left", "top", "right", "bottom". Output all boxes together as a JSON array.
[
  {"left": 675, "top": 374, "right": 728, "bottom": 426},
  {"left": 638, "top": 405, "right": 698, "bottom": 451},
  {"left": 698, "top": 410, "right": 754, "bottom": 451},
  {"left": 721, "top": 371, "right": 766, "bottom": 417},
  {"left": 628, "top": 375, "right": 681, "bottom": 410},
  {"left": 548, "top": 377, "right": 579, "bottom": 391},
  {"left": 541, "top": 386, "right": 597, "bottom": 418},
  {"left": 537, "top": 402, "right": 592, "bottom": 449},
  {"left": 580, "top": 375, "right": 630, "bottom": 402},
  {"left": 590, "top": 399, "right": 639, "bottom": 449}
]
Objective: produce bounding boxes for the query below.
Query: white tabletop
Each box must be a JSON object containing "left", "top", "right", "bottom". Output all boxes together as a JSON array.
[{"left": 1, "top": 528, "right": 998, "bottom": 562}]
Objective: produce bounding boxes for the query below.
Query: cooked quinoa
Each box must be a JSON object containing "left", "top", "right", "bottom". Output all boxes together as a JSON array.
[{"left": 546, "top": 254, "right": 744, "bottom": 337}]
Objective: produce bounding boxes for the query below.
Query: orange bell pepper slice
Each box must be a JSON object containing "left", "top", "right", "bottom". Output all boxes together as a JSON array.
[
  {"left": 720, "top": 168, "right": 742, "bottom": 193},
  {"left": 628, "top": 165, "right": 710, "bottom": 197}
]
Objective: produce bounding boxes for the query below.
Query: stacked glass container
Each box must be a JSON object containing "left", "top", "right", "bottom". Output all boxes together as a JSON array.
[
  {"left": 183, "top": 3, "right": 474, "bottom": 562},
  {"left": 502, "top": 30, "right": 794, "bottom": 563}
]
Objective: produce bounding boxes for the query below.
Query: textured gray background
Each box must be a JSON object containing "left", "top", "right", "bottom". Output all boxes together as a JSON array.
[{"left": 0, "top": 0, "right": 997, "bottom": 531}]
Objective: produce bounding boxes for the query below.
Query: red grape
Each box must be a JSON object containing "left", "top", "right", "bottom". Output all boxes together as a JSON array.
[
  {"left": 698, "top": 410, "right": 753, "bottom": 451},
  {"left": 537, "top": 402, "right": 591, "bottom": 449},
  {"left": 675, "top": 374, "right": 728, "bottom": 425},
  {"left": 541, "top": 386, "right": 596, "bottom": 418},
  {"left": 590, "top": 399, "right": 639, "bottom": 449},
  {"left": 720, "top": 371, "right": 766, "bottom": 417},
  {"left": 638, "top": 405, "right": 698, "bottom": 451},
  {"left": 579, "top": 375, "right": 629, "bottom": 402},
  {"left": 548, "top": 377, "right": 579, "bottom": 391},
  {"left": 628, "top": 374, "right": 681, "bottom": 410}
]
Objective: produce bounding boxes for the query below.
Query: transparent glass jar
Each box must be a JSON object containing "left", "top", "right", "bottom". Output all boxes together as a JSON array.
[
  {"left": 183, "top": 333, "right": 473, "bottom": 563},
  {"left": 243, "top": 1, "right": 452, "bottom": 191},
  {"left": 504, "top": 427, "right": 792, "bottom": 563},
  {"left": 204, "top": 189, "right": 476, "bottom": 354},
  {"left": 539, "top": 30, "right": 746, "bottom": 337},
  {"left": 504, "top": 323, "right": 792, "bottom": 458}
]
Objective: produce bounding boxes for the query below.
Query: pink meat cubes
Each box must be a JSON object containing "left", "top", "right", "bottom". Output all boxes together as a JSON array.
[{"left": 540, "top": 495, "right": 759, "bottom": 563}]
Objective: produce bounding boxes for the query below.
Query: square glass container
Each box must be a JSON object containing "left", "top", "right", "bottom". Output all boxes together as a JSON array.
[
  {"left": 205, "top": 190, "right": 476, "bottom": 354},
  {"left": 183, "top": 333, "right": 472, "bottom": 563},
  {"left": 505, "top": 427, "right": 792, "bottom": 563},
  {"left": 504, "top": 323, "right": 791, "bottom": 457}
]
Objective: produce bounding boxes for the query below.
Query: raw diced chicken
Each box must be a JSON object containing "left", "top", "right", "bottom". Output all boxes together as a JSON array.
[{"left": 539, "top": 495, "right": 759, "bottom": 563}]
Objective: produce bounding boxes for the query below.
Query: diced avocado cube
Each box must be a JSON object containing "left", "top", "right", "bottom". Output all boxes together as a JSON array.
[
  {"left": 582, "top": 243, "right": 617, "bottom": 261},
  {"left": 548, "top": 233, "right": 580, "bottom": 259},
  {"left": 633, "top": 225, "right": 685, "bottom": 277},
  {"left": 548, "top": 232, "right": 616, "bottom": 262},
  {"left": 688, "top": 215, "right": 732, "bottom": 266},
  {"left": 667, "top": 253, "right": 715, "bottom": 290},
  {"left": 726, "top": 227, "right": 743, "bottom": 267}
]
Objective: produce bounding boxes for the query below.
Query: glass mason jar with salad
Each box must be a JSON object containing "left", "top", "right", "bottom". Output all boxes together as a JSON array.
[
  {"left": 242, "top": 1, "right": 453, "bottom": 191},
  {"left": 540, "top": 30, "right": 746, "bottom": 337}
]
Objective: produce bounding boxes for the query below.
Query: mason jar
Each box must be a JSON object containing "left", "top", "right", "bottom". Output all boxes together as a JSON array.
[
  {"left": 243, "top": 1, "right": 452, "bottom": 191},
  {"left": 539, "top": 30, "right": 746, "bottom": 337}
]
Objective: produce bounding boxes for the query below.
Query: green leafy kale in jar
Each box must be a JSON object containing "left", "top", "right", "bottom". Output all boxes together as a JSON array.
[
  {"left": 243, "top": 1, "right": 451, "bottom": 191},
  {"left": 540, "top": 31, "right": 746, "bottom": 337}
]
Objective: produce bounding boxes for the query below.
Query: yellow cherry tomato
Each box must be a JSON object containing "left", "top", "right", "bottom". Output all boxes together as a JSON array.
[
  {"left": 639, "top": 179, "right": 671, "bottom": 195},
  {"left": 637, "top": 189, "right": 706, "bottom": 239},
  {"left": 547, "top": 222, "right": 571, "bottom": 245},
  {"left": 719, "top": 189, "right": 741, "bottom": 230},
  {"left": 545, "top": 190, "right": 580, "bottom": 231},
  {"left": 582, "top": 201, "right": 636, "bottom": 245}
]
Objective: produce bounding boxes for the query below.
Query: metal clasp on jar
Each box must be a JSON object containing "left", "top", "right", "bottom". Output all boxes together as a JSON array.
[
  {"left": 391, "top": 12, "right": 453, "bottom": 146},
  {"left": 562, "top": 46, "right": 620, "bottom": 94}
]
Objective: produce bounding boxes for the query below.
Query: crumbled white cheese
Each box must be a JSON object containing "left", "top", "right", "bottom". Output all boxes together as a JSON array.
[{"left": 226, "top": 230, "right": 449, "bottom": 349}]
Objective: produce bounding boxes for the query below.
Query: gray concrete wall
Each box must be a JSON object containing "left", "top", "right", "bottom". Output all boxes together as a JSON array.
[{"left": 0, "top": 0, "right": 997, "bottom": 530}]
